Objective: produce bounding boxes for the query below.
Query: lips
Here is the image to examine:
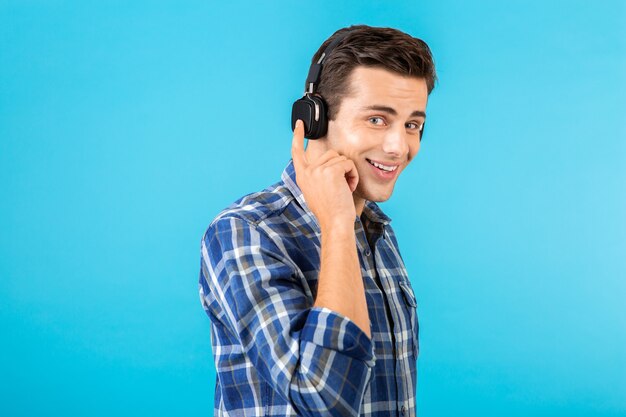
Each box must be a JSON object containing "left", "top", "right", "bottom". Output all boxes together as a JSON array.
[
  {"left": 366, "top": 159, "right": 398, "bottom": 172},
  {"left": 366, "top": 158, "right": 400, "bottom": 180}
]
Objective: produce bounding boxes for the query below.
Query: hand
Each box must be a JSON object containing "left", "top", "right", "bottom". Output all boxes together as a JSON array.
[{"left": 291, "top": 119, "right": 359, "bottom": 230}]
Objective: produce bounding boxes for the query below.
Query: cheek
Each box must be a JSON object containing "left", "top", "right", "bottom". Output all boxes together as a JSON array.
[
  {"left": 333, "top": 125, "right": 380, "bottom": 153},
  {"left": 408, "top": 140, "right": 420, "bottom": 161},
  {"left": 336, "top": 129, "right": 361, "bottom": 148}
]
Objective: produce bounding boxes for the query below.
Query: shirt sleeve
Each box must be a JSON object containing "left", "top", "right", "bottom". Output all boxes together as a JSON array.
[{"left": 199, "top": 215, "right": 376, "bottom": 416}]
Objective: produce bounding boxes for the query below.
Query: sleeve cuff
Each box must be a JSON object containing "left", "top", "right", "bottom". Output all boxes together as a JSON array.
[{"left": 301, "top": 307, "right": 376, "bottom": 367}]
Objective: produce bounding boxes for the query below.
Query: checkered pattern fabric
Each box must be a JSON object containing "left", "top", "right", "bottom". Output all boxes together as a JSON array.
[{"left": 199, "top": 159, "right": 419, "bottom": 416}]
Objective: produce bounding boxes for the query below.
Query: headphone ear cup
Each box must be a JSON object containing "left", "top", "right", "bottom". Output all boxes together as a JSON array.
[
  {"left": 291, "top": 94, "right": 329, "bottom": 140},
  {"left": 307, "top": 95, "right": 328, "bottom": 139},
  {"left": 291, "top": 96, "right": 315, "bottom": 137}
]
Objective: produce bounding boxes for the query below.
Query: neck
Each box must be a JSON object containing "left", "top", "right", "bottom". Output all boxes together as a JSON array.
[{"left": 354, "top": 195, "right": 366, "bottom": 217}]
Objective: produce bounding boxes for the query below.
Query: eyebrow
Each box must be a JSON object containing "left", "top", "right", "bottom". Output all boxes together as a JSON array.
[{"left": 360, "top": 105, "right": 426, "bottom": 119}]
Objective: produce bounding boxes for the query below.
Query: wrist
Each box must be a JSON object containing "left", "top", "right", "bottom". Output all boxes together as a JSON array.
[{"left": 320, "top": 221, "right": 355, "bottom": 239}]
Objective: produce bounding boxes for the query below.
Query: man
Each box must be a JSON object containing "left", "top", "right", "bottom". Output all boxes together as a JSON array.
[{"left": 199, "top": 24, "right": 437, "bottom": 417}]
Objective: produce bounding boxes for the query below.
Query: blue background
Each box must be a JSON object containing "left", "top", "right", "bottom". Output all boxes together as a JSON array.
[{"left": 1, "top": 1, "right": 625, "bottom": 415}]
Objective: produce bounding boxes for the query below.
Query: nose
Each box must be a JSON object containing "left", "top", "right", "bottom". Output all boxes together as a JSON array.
[{"left": 382, "top": 125, "right": 411, "bottom": 159}]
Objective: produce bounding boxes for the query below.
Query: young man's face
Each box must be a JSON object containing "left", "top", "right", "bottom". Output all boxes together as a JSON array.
[{"left": 323, "top": 66, "right": 429, "bottom": 204}]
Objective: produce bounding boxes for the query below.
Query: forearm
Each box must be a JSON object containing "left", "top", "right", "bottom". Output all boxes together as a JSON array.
[{"left": 313, "top": 223, "right": 371, "bottom": 339}]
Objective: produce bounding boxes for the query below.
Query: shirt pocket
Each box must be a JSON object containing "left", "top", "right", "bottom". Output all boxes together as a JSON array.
[{"left": 398, "top": 279, "right": 419, "bottom": 359}]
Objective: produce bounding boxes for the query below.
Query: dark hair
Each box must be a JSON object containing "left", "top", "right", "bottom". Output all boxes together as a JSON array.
[{"left": 308, "top": 24, "right": 438, "bottom": 120}]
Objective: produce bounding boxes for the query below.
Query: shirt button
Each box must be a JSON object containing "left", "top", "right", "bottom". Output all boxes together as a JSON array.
[
  {"left": 401, "top": 405, "right": 406, "bottom": 415},
  {"left": 364, "top": 248, "right": 371, "bottom": 256}
]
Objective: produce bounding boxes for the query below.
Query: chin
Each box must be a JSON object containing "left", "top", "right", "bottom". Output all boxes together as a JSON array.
[
  {"left": 370, "top": 194, "right": 392, "bottom": 203},
  {"left": 359, "top": 187, "right": 394, "bottom": 203}
]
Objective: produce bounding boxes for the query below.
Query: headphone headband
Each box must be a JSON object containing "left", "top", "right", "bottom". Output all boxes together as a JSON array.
[
  {"left": 304, "top": 32, "right": 349, "bottom": 94},
  {"left": 291, "top": 32, "right": 351, "bottom": 139}
]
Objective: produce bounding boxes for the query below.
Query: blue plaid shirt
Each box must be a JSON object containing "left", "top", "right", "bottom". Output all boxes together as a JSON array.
[{"left": 199, "top": 159, "right": 419, "bottom": 416}]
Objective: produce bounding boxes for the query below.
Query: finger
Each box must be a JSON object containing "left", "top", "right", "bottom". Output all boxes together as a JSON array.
[
  {"left": 304, "top": 148, "right": 342, "bottom": 168},
  {"left": 318, "top": 154, "right": 347, "bottom": 168},
  {"left": 339, "top": 159, "right": 360, "bottom": 193},
  {"left": 291, "top": 119, "right": 308, "bottom": 169}
]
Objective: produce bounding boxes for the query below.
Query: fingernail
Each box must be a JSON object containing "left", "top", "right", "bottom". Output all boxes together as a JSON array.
[{"left": 296, "top": 120, "right": 302, "bottom": 129}]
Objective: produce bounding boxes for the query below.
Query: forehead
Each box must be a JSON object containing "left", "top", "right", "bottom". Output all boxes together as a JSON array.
[{"left": 342, "top": 66, "right": 428, "bottom": 115}]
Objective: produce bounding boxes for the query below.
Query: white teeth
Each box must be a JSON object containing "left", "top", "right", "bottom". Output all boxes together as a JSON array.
[{"left": 368, "top": 159, "right": 398, "bottom": 172}]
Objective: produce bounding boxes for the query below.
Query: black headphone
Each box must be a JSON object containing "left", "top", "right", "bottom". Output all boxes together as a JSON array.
[
  {"left": 291, "top": 33, "right": 348, "bottom": 139},
  {"left": 291, "top": 32, "right": 425, "bottom": 141}
]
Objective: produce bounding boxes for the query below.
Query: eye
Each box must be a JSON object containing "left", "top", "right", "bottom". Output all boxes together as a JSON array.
[
  {"left": 368, "top": 116, "right": 386, "bottom": 126},
  {"left": 406, "top": 121, "right": 423, "bottom": 132}
]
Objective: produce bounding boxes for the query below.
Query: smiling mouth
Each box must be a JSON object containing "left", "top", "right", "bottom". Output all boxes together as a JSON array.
[
  {"left": 366, "top": 158, "right": 399, "bottom": 172},
  {"left": 365, "top": 158, "right": 401, "bottom": 182}
]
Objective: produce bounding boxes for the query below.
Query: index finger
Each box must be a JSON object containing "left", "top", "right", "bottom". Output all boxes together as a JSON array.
[{"left": 291, "top": 119, "right": 308, "bottom": 169}]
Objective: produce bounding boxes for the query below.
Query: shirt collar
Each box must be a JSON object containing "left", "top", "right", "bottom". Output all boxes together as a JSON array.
[{"left": 281, "top": 159, "right": 392, "bottom": 227}]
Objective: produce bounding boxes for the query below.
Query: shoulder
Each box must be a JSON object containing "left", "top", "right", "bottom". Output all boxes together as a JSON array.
[
  {"left": 214, "top": 180, "right": 292, "bottom": 223},
  {"left": 202, "top": 179, "right": 300, "bottom": 245},
  {"left": 200, "top": 180, "right": 311, "bottom": 279},
  {"left": 201, "top": 176, "right": 321, "bottom": 275}
]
